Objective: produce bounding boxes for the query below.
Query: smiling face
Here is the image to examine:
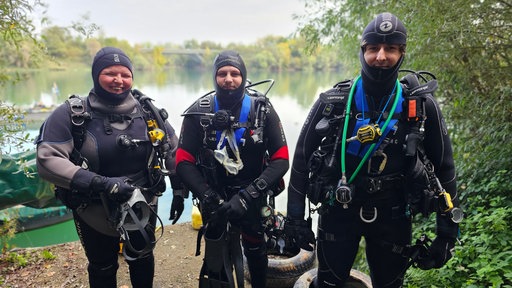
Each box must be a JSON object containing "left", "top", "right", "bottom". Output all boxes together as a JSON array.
[
  {"left": 363, "top": 43, "right": 404, "bottom": 68},
  {"left": 98, "top": 65, "right": 133, "bottom": 94}
]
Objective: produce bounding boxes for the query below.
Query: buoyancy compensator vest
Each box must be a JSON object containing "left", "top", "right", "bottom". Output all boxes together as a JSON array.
[
  {"left": 55, "top": 91, "right": 168, "bottom": 260},
  {"left": 306, "top": 70, "right": 461, "bottom": 222}
]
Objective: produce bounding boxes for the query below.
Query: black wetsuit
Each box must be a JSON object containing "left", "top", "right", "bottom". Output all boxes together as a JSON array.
[
  {"left": 176, "top": 94, "right": 289, "bottom": 288},
  {"left": 287, "top": 78, "right": 459, "bottom": 287},
  {"left": 36, "top": 91, "right": 182, "bottom": 288}
]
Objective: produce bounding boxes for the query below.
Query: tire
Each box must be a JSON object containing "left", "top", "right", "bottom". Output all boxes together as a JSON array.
[
  {"left": 245, "top": 248, "right": 316, "bottom": 288},
  {"left": 293, "top": 268, "right": 373, "bottom": 288}
]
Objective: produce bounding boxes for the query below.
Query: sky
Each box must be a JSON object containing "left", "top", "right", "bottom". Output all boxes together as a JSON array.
[{"left": 37, "top": 0, "right": 306, "bottom": 45}]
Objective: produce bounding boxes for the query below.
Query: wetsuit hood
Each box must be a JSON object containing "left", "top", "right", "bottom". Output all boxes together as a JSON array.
[
  {"left": 212, "top": 50, "right": 247, "bottom": 109},
  {"left": 92, "top": 47, "right": 133, "bottom": 105},
  {"left": 359, "top": 12, "right": 407, "bottom": 96}
]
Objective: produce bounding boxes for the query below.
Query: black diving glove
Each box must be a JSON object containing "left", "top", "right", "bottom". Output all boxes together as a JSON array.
[
  {"left": 218, "top": 188, "right": 253, "bottom": 219},
  {"left": 285, "top": 218, "right": 316, "bottom": 251},
  {"left": 169, "top": 195, "right": 184, "bottom": 224},
  {"left": 91, "top": 176, "right": 135, "bottom": 203},
  {"left": 200, "top": 189, "right": 224, "bottom": 222},
  {"left": 415, "top": 236, "right": 455, "bottom": 270}
]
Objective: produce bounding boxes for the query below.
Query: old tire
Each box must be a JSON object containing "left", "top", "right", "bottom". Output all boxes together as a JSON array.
[
  {"left": 293, "top": 268, "right": 373, "bottom": 288},
  {"left": 245, "top": 248, "right": 316, "bottom": 288}
]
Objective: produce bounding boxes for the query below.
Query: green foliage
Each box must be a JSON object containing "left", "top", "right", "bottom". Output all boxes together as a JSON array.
[
  {"left": 4, "top": 251, "right": 28, "bottom": 268},
  {"left": 0, "top": 0, "right": 46, "bottom": 83},
  {"left": 41, "top": 249, "right": 55, "bottom": 260},
  {"left": 0, "top": 218, "right": 17, "bottom": 254},
  {"left": 0, "top": 102, "right": 31, "bottom": 157},
  {"left": 407, "top": 194, "right": 512, "bottom": 287}
]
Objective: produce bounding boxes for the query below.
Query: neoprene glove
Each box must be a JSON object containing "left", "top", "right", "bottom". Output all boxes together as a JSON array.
[
  {"left": 200, "top": 189, "right": 224, "bottom": 222},
  {"left": 218, "top": 189, "right": 252, "bottom": 219},
  {"left": 91, "top": 176, "right": 135, "bottom": 203},
  {"left": 169, "top": 195, "right": 184, "bottom": 224},
  {"left": 415, "top": 236, "right": 455, "bottom": 270},
  {"left": 285, "top": 218, "right": 316, "bottom": 251}
]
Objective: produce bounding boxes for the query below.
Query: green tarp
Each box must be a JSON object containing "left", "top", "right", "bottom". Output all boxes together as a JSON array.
[{"left": 0, "top": 149, "right": 61, "bottom": 210}]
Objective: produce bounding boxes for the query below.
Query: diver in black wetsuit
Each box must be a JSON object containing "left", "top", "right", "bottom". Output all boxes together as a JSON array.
[
  {"left": 36, "top": 47, "right": 186, "bottom": 288},
  {"left": 285, "top": 13, "right": 460, "bottom": 288},
  {"left": 176, "top": 50, "right": 289, "bottom": 288}
]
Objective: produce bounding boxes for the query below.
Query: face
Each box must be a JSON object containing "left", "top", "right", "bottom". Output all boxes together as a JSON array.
[
  {"left": 216, "top": 66, "right": 243, "bottom": 91},
  {"left": 98, "top": 65, "right": 133, "bottom": 94},
  {"left": 363, "top": 44, "right": 404, "bottom": 68}
]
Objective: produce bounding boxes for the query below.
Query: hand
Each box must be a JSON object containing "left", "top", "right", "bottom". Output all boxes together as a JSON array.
[
  {"left": 92, "top": 176, "right": 135, "bottom": 203},
  {"left": 285, "top": 218, "right": 316, "bottom": 251},
  {"left": 218, "top": 190, "right": 251, "bottom": 219},
  {"left": 169, "top": 195, "right": 184, "bottom": 224},
  {"left": 415, "top": 236, "right": 455, "bottom": 270},
  {"left": 200, "top": 189, "right": 224, "bottom": 222}
]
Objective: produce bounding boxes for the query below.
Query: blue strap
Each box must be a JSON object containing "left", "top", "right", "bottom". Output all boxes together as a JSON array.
[
  {"left": 347, "top": 79, "right": 404, "bottom": 157},
  {"left": 215, "top": 94, "right": 251, "bottom": 147}
]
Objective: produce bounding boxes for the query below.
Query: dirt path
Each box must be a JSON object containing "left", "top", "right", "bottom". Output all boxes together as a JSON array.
[{"left": 0, "top": 222, "right": 234, "bottom": 288}]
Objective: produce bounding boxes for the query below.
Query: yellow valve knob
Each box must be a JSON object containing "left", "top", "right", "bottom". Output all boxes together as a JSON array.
[
  {"left": 147, "top": 119, "right": 158, "bottom": 129},
  {"left": 149, "top": 128, "right": 165, "bottom": 144},
  {"left": 356, "top": 124, "right": 382, "bottom": 143},
  {"left": 439, "top": 190, "right": 454, "bottom": 212}
]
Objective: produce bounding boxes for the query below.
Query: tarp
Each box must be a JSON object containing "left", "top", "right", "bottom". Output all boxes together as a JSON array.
[
  {"left": 0, "top": 205, "right": 72, "bottom": 232},
  {"left": 0, "top": 149, "right": 61, "bottom": 210}
]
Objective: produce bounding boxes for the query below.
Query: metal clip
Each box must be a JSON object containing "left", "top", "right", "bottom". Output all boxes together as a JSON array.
[{"left": 360, "top": 207, "right": 378, "bottom": 223}]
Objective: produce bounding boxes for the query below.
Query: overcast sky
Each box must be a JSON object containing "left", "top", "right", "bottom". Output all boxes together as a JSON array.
[{"left": 38, "top": 0, "right": 305, "bottom": 45}]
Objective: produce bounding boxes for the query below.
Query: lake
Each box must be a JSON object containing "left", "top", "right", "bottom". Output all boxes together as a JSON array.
[{"left": 2, "top": 68, "right": 350, "bottom": 246}]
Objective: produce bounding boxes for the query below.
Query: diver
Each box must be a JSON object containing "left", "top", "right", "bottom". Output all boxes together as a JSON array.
[
  {"left": 285, "top": 13, "right": 461, "bottom": 287},
  {"left": 176, "top": 50, "right": 289, "bottom": 288},
  {"left": 36, "top": 47, "right": 186, "bottom": 288}
]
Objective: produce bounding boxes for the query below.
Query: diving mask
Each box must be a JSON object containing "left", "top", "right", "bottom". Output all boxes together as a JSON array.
[
  {"left": 118, "top": 188, "right": 151, "bottom": 231},
  {"left": 214, "top": 129, "right": 244, "bottom": 175},
  {"left": 214, "top": 146, "right": 244, "bottom": 175}
]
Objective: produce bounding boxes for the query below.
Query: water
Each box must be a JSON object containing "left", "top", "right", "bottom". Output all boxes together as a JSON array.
[{"left": 2, "top": 68, "right": 349, "bottom": 247}]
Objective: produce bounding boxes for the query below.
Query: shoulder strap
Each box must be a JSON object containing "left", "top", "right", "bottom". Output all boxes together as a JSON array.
[
  {"left": 399, "top": 70, "right": 437, "bottom": 157},
  {"left": 65, "top": 95, "right": 91, "bottom": 165},
  {"left": 319, "top": 79, "right": 353, "bottom": 108}
]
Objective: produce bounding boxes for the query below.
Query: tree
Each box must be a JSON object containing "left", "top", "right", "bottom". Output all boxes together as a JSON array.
[
  {"left": 297, "top": 0, "right": 512, "bottom": 286},
  {"left": 0, "top": 0, "right": 47, "bottom": 160},
  {"left": 0, "top": 0, "right": 46, "bottom": 84}
]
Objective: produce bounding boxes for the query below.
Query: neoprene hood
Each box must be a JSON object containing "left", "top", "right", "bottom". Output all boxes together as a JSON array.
[
  {"left": 359, "top": 12, "right": 407, "bottom": 96},
  {"left": 92, "top": 47, "right": 133, "bottom": 104},
  {"left": 212, "top": 50, "right": 247, "bottom": 109}
]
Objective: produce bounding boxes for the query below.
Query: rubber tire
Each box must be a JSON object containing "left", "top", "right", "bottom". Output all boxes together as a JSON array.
[
  {"left": 244, "top": 248, "right": 316, "bottom": 288},
  {"left": 293, "top": 268, "right": 373, "bottom": 288}
]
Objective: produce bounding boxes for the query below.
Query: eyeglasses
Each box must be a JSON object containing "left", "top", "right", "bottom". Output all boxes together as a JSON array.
[{"left": 214, "top": 129, "right": 244, "bottom": 175}]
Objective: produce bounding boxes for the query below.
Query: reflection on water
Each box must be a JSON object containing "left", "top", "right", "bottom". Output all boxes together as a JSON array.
[{"left": 4, "top": 68, "right": 353, "bottom": 246}]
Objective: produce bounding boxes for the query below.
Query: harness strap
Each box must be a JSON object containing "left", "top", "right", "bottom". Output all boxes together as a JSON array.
[
  {"left": 215, "top": 94, "right": 251, "bottom": 147},
  {"left": 116, "top": 195, "right": 164, "bottom": 261},
  {"left": 347, "top": 79, "right": 404, "bottom": 157},
  {"left": 66, "top": 95, "right": 91, "bottom": 166}
]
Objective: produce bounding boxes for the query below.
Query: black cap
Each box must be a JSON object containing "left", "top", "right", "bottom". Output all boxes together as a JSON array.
[
  {"left": 361, "top": 12, "right": 407, "bottom": 47},
  {"left": 213, "top": 50, "right": 247, "bottom": 109},
  {"left": 91, "top": 47, "right": 133, "bottom": 104}
]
